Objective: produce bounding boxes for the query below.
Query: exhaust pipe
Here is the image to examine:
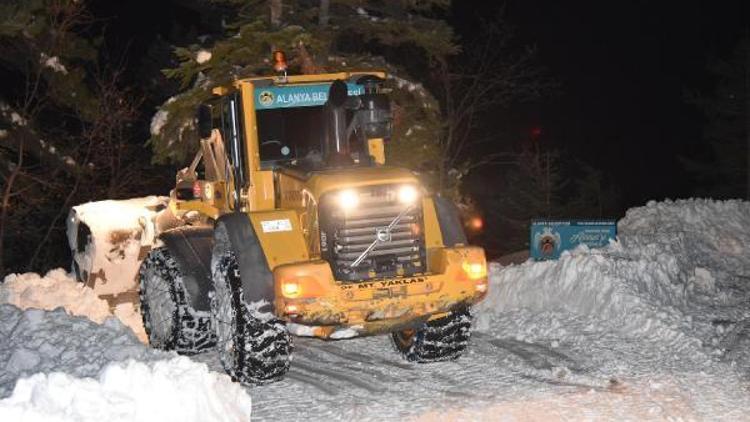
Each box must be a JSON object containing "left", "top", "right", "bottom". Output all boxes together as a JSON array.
[{"left": 324, "top": 80, "right": 353, "bottom": 166}]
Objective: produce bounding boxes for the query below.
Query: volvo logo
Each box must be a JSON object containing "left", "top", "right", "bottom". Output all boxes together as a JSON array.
[{"left": 375, "top": 227, "right": 392, "bottom": 242}]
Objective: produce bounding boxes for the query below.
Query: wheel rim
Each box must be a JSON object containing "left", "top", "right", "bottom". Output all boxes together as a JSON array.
[{"left": 142, "top": 258, "right": 177, "bottom": 348}]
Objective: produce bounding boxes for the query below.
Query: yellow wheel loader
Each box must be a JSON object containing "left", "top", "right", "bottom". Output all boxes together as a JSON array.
[{"left": 68, "top": 66, "right": 488, "bottom": 385}]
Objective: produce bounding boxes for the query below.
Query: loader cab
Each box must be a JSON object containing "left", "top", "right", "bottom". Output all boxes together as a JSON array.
[
  {"left": 195, "top": 74, "right": 393, "bottom": 172},
  {"left": 186, "top": 71, "right": 392, "bottom": 215}
]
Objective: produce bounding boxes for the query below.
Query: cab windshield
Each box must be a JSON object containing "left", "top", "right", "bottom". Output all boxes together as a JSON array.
[
  {"left": 257, "top": 106, "right": 372, "bottom": 170},
  {"left": 257, "top": 106, "right": 325, "bottom": 166}
]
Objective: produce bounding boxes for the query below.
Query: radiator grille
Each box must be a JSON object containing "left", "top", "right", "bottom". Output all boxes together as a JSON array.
[{"left": 319, "top": 185, "right": 426, "bottom": 282}]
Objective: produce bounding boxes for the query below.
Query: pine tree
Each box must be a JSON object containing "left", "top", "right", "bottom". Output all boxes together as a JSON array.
[
  {"left": 567, "top": 163, "right": 621, "bottom": 218},
  {"left": 488, "top": 144, "right": 569, "bottom": 252}
]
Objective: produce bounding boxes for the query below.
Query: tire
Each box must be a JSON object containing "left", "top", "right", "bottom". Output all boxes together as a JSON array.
[
  {"left": 391, "top": 309, "right": 472, "bottom": 362},
  {"left": 138, "top": 247, "right": 216, "bottom": 354},
  {"left": 211, "top": 249, "right": 293, "bottom": 385}
]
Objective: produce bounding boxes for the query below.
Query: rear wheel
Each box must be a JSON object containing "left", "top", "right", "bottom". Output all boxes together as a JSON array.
[
  {"left": 391, "top": 309, "right": 472, "bottom": 362},
  {"left": 138, "top": 247, "right": 215, "bottom": 353},
  {"left": 211, "top": 249, "right": 293, "bottom": 385}
]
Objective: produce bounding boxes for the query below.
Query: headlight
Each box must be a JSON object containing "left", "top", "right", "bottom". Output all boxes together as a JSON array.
[
  {"left": 337, "top": 189, "right": 359, "bottom": 210},
  {"left": 462, "top": 261, "right": 487, "bottom": 280},
  {"left": 397, "top": 185, "right": 419, "bottom": 204}
]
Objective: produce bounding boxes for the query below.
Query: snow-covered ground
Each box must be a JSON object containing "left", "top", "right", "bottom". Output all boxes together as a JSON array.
[{"left": 2, "top": 198, "right": 750, "bottom": 420}]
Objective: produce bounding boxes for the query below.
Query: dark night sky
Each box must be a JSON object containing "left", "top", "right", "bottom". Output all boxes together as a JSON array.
[
  {"left": 95, "top": 0, "right": 748, "bottom": 209},
  {"left": 454, "top": 1, "right": 747, "bottom": 207}
]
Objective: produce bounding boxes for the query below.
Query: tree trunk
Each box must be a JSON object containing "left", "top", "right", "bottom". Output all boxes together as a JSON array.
[
  {"left": 0, "top": 139, "right": 24, "bottom": 275},
  {"left": 319, "top": 0, "right": 330, "bottom": 27},
  {"left": 270, "top": 0, "right": 282, "bottom": 28},
  {"left": 297, "top": 41, "right": 322, "bottom": 74}
]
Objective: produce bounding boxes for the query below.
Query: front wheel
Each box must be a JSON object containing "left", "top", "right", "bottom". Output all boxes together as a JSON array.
[
  {"left": 211, "top": 250, "right": 293, "bottom": 385},
  {"left": 138, "top": 247, "right": 215, "bottom": 353},
  {"left": 391, "top": 309, "right": 472, "bottom": 362}
]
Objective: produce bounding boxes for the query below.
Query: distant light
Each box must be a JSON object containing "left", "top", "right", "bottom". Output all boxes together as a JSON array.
[{"left": 469, "top": 217, "right": 483, "bottom": 231}]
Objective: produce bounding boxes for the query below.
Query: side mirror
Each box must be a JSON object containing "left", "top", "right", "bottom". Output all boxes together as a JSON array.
[{"left": 197, "top": 104, "right": 212, "bottom": 139}]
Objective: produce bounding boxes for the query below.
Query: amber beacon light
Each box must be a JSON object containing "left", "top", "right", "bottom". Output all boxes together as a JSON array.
[{"left": 273, "top": 50, "right": 288, "bottom": 73}]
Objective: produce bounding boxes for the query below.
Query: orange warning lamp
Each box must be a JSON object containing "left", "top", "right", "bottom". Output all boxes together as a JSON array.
[{"left": 273, "top": 50, "right": 288, "bottom": 73}]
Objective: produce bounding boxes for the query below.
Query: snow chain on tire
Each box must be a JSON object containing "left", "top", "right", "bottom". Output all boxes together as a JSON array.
[
  {"left": 138, "top": 247, "right": 216, "bottom": 354},
  {"left": 211, "top": 250, "right": 293, "bottom": 385},
  {"left": 391, "top": 309, "right": 472, "bottom": 362}
]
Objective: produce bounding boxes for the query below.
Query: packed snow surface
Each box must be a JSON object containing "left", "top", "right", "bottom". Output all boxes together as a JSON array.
[{"left": 2, "top": 198, "right": 750, "bottom": 420}]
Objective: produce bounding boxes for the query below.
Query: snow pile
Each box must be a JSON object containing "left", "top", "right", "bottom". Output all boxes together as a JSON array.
[
  {"left": 619, "top": 199, "right": 750, "bottom": 279},
  {"left": 1, "top": 269, "right": 111, "bottom": 323},
  {"left": 0, "top": 269, "right": 147, "bottom": 343},
  {"left": 478, "top": 200, "right": 750, "bottom": 348},
  {"left": 0, "top": 305, "right": 251, "bottom": 421},
  {"left": 477, "top": 198, "right": 750, "bottom": 367},
  {"left": 0, "top": 357, "right": 252, "bottom": 422},
  {"left": 0, "top": 305, "right": 161, "bottom": 398}
]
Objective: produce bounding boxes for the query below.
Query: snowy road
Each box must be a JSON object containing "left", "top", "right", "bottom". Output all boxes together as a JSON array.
[
  {"left": 2, "top": 199, "right": 750, "bottom": 421},
  {"left": 190, "top": 311, "right": 749, "bottom": 421},
  {"left": 194, "top": 332, "right": 622, "bottom": 420}
]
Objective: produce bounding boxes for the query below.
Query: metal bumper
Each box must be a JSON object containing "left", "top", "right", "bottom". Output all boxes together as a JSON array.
[{"left": 273, "top": 246, "right": 488, "bottom": 339}]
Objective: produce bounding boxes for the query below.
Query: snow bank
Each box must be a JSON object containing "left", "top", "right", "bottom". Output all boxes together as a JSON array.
[
  {"left": 477, "top": 198, "right": 750, "bottom": 358},
  {"left": 619, "top": 199, "right": 750, "bottom": 278},
  {"left": 0, "top": 305, "right": 251, "bottom": 421},
  {"left": 0, "top": 269, "right": 147, "bottom": 343},
  {"left": 0, "top": 305, "right": 160, "bottom": 398},
  {"left": 0, "top": 357, "right": 251, "bottom": 422}
]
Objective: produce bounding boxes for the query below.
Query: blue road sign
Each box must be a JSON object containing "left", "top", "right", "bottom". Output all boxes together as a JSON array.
[{"left": 530, "top": 219, "right": 617, "bottom": 260}]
